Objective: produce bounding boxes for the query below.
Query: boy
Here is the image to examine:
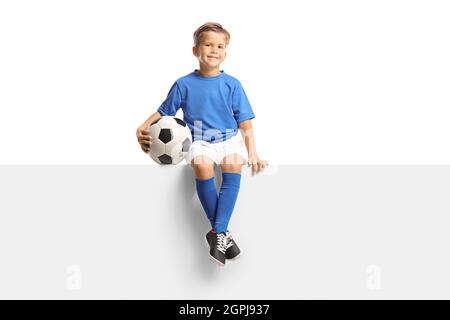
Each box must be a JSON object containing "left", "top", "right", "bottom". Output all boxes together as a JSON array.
[{"left": 136, "top": 22, "right": 267, "bottom": 266}]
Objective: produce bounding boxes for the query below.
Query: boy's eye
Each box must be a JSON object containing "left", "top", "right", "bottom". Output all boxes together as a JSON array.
[{"left": 203, "top": 43, "right": 224, "bottom": 49}]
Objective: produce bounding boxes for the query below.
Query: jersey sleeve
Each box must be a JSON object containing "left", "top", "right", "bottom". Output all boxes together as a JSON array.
[
  {"left": 157, "top": 82, "right": 182, "bottom": 116},
  {"left": 232, "top": 82, "right": 255, "bottom": 124}
]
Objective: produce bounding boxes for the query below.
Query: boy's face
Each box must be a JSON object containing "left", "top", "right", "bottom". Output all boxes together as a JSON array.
[{"left": 192, "top": 31, "right": 227, "bottom": 70}]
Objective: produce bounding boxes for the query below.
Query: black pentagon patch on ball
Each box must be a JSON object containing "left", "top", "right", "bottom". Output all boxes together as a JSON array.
[
  {"left": 182, "top": 138, "right": 192, "bottom": 152},
  {"left": 174, "top": 118, "right": 187, "bottom": 127},
  {"left": 159, "top": 128, "right": 172, "bottom": 144},
  {"left": 158, "top": 154, "right": 172, "bottom": 164}
]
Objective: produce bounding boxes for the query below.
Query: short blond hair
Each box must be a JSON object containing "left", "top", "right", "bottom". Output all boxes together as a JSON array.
[{"left": 193, "top": 22, "right": 230, "bottom": 47}]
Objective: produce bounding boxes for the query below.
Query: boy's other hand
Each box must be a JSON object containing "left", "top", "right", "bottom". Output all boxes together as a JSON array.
[
  {"left": 247, "top": 154, "right": 268, "bottom": 175},
  {"left": 136, "top": 127, "right": 154, "bottom": 153}
]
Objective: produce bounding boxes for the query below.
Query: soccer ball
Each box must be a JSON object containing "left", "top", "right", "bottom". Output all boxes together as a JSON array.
[{"left": 148, "top": 116, "right": 192, "bottom": 165}]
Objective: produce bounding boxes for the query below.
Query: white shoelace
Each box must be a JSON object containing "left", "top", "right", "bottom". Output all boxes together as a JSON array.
[
  {"left": 216, "top": 233, "right": 227, "bottom": 254},
  {"left": 226, "top": 232, "right": 235, "bottom": 249}
]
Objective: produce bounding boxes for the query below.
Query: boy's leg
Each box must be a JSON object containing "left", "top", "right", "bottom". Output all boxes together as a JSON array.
[
  {"left": 191, "top": 155, "right": 217, "bottom": 227},
  {"left": 191, "top": 155, "right": 215, "bottom": 180},
  {"left": 214, "top": 154, "right": 245, "bottom": 233},
  {"left": 215, "top": 154, "right": 245, "bottom": 260}
]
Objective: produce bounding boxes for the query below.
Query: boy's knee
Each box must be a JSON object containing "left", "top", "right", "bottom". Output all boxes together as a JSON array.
[
  {"left": 220, "top": 154, "right": 245, "bottom": 166},
  {"left": 220, "top": 163, "right": 243, "bottom": 173},
  {"left": 191, "top": 155, "right": 214, "bottom": 166},
  {"left": 220, "top": 155, "right": 244, "bottom": 173},
  {"left": 191, "top": 156, "right": 215, "bottom": 179}
]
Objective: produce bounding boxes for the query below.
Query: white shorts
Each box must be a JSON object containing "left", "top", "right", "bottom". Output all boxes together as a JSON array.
[{"left": 185, "top": 134, "right": 248, "bottom": 165}]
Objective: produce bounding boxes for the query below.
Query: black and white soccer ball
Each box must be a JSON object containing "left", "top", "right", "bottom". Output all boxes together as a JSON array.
[{"left": 148, "top": 116, "right": 192, "bottom": 165}]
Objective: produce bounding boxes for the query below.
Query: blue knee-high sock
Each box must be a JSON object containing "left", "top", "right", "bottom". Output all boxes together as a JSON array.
[
  {"left": 214, "top": 172, "right": 241, "bottom": 233},
  {"left": 195, "top": 177, "right": 218, "bottom": 228}
]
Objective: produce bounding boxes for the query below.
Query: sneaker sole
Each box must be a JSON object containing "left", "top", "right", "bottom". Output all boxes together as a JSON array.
[
  {"left": 208, "top": 254, "right": 225, "bottom": 266},
  {"left": 207, "top": 238, "right": 241, "bottom": 262},
  {"left": 227, "top": 253, "right": 241, "bottom": 261}
]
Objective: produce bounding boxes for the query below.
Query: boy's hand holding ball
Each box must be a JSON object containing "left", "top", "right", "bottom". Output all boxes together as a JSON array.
[{"left": 136, "top": 127, "right": 154, "bottom": 153}]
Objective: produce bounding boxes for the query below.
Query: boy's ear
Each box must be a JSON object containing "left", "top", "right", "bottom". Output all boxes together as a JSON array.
[{"left": 192, "top": 46, "right": 198, "bottom": 57}]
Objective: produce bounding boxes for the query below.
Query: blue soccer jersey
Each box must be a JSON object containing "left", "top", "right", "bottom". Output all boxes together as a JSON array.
[{"left": 157, "top": 70, "right": 255, "bottom": 143}]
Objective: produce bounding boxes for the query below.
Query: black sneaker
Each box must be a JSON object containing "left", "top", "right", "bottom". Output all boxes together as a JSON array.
[
  {"left": 225, "top": 231, "right": 241, "bottom": 260},
  {"left": 209, "top": 232, "right": 227, "bottom": 266},
  {"left": 206, "top": 229, "right": 215, "bottom": 249}
]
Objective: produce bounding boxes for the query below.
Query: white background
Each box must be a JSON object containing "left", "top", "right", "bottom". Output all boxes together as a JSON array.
[{"left": 1, "top": 0, "right": 449, "bottom": 165}]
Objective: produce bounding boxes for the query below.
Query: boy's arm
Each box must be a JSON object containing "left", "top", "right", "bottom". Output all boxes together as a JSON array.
[
  {"left": 138, "top": 111, "right": 163, "bottom": 131},
  {"left": 239, "top": 120, "right": 257, "bottom": 156},
  {"left": 136, "top": 111, "right": 163, "bottom": 153},
  {"left": 239, "top": 119, "right": 268, "bottom": 174}
]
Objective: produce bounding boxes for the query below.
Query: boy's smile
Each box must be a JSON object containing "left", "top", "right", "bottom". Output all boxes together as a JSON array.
[{"left": 193, "top": 31, "right": 227, "bottom": 76}]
